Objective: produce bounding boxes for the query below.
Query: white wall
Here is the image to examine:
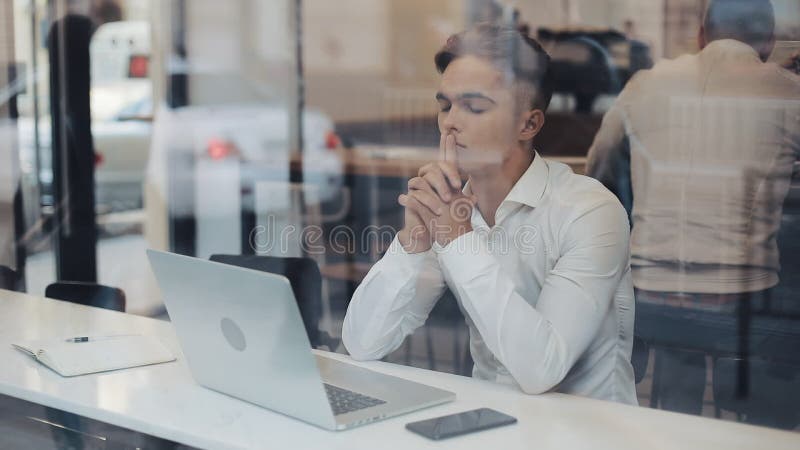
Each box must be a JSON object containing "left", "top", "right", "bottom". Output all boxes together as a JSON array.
[
  {"left": 774, "top": 0, "right": 800, "bottom": 39},
  {"left": 303, "top": 0, "right": 465, "bottom": 122},
  {"left": 183, "top": 0, "right": 295, "bottom": 106},
  {"left": 304, "top": 0, "right": 389, "bottom": 75}
]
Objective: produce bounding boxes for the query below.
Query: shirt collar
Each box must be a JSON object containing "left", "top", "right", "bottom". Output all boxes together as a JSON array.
[
  {"left": 700, "top": 39, "right": 762, "bottom": 64},
  {"left": 463, "top": 151, "right": 549, "bottom": 229},
  {"left": 502, "top": 151, "right": 549, "bottom": 208}
]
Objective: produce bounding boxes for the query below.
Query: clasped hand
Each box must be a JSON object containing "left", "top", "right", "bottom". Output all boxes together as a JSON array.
[{"left": 398, "top": 134, "right": 476, "bottom": 252}]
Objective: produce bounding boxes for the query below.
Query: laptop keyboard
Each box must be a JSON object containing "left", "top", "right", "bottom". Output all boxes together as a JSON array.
[{"left": 323, "top": 383, "right": 386, "bottom": 416}]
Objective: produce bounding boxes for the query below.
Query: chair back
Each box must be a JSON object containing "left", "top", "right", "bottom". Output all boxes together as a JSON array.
[
  {"left": 631, "top": 336, "right": 649, "bottom": 384},
  {"left": 209, "top": 254, "right": 326, "bottom": 348},
  {"left": 253, "top": 181, "right": 336, "bottom": 338},
  {"left": 0, "top": 265, "right": 18, "bottom": 291},
  {"left": 45, "top": 282, "right": 126, "bottom": 312}
]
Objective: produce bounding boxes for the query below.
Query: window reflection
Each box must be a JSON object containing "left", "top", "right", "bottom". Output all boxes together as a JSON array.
[
  {"left": 587, "top": 0, "right": 800, "bottom": 427},
  {"left": 4, "top": 0, "right": 800, "bottom": 434}
]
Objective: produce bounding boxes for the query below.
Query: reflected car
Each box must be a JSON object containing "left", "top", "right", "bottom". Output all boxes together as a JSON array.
[
  {"left": 18, "top": 20, "right": 343, "bottom": 219},
  {"left": 17, "top": 20, "right": 154, "bottom": 213},
  {"left": 16, "top": 83, "right": 153, "bottom": 212},
  {"left": 142, "top": 101, "right": 345, "bottom": 257},
  {"left": 144, "top": 102, "right": 344, "bottom": 213}
]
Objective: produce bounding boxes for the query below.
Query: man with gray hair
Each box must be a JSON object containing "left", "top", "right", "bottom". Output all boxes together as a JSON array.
[{"left": 587, "top": 0, "right": 800, "bottom": 415}]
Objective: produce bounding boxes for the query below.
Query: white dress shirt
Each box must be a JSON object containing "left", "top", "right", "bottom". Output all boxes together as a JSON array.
[
  {"left": 342, "top": 154, "right": 638, "bottom": 405},
  {"left": 587, "top": 39, "right": 800, "bottom": 294}
]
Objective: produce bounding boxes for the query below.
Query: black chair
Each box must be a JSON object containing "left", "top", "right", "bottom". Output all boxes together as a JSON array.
[
  {"left": 637, "top": 298, "right": 800, "bottom": 411},
  {"left": 537, "top": 31, "right": 624, "bottom": 114},
  {"left": 713, "top": 357, "right": 800, "bottom": 429},
  {"left": 45, "top": 282, "right": 126, "bottom": 312},
  {"left": 0, "top": 265, "right": 19, "bottom": 291},
  {"left": 209, "top": 254, "right": 339, "bottom": 351},
  {"left": 401, "top": 289, "right": 469, "bottom": 374},
  {"left": 631, "top": 336, "right": 649, "bottom": 384}
]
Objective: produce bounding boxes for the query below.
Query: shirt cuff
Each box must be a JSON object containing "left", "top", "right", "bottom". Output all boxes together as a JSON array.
[
  {"left": 434, "top": 231, "right": 496, "bottom": 281},
  {"left": 383, "top": 235, "right": 436, "bottom": 268}
]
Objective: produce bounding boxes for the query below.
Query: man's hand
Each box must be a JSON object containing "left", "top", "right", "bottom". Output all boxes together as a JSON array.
[
  {"left": 397, "top": 201, "right": 433, "bottom": 254},
  {"left": 396, "top": 136, "right": 450, "bottom": 253},
  {"left": 398, "top": 134, "right": 475, "bottom": 247}
]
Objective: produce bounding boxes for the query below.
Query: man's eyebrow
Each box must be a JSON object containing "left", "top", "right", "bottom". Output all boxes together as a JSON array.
[
  {"left": 458, "top": 92, "right": 496, "bottom": 103},
  {"left": 436, "top": 91, "right": 497, "bottom": 104}
]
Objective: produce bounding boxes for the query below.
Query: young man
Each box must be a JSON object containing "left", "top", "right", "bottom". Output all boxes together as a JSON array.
[{"left": 343, "top": 24, "right": 637, "bottom": 405}]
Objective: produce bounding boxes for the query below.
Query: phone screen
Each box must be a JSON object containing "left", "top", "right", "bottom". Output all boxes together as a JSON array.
[{"left": 405, "top": 408, "right": 517, "bottom": 440}]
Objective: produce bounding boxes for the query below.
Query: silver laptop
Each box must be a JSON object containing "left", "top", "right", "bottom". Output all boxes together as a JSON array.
[{"left": 147, "top": 250, "right": 454, "bottom": 430}]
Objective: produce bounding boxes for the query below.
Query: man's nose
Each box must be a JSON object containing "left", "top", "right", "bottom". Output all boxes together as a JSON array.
[{"left": 441, "top": 109, "right": 460, "bottom": 134}]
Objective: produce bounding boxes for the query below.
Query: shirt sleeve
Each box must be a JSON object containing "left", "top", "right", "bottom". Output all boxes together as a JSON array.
[
  {"left": 586, "top": 104, "right": 628, "bottom": 189},
  {"left": 585, "top": 68, "right": 647, "bottom": 191},
  {"left": 585, "top": 100, "right": 635, "bottom": 218},
  {"left": 342, "top": 236, "right": 447, "bottom": 361},
  {"left": 436, "top": 200, "right": 631, "bottom": 394}
]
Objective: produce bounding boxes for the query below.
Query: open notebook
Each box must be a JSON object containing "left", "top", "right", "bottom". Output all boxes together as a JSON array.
[{"left": 12, "top": 335, "right": 176, "bottom": 377}]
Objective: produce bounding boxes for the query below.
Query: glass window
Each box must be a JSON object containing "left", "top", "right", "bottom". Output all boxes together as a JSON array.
[{"left": 4, "top": 0, "right": 800, "bottom": 437}]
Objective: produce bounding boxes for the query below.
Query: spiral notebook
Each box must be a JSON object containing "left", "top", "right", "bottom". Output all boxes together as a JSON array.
[{"left": 12, "top": 335, "right": 176, "bottom": 377}]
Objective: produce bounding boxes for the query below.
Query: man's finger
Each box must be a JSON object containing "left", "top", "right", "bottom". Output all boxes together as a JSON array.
[
  {"left": 439, "top": 133, "right": 447, "bottom": 161},
  {"left": 444, "top": 134, "right": 463, "bottom": 189},
  {"left": 408, "top": 190, "right": 443, "bottom": 216},
  {"left": 444, "top": 134, "right": 457, "bottom": 163},
  {"left": 409, "top": 176, "right": 444, "bottom": 200},
  {"left": 408, "top": 176, "right": 432, "bottom": 193},
  {"left": 419, "top": 165, "right": 453, "bottom": 201},
  {"left": 438, "top": 161, "right": 461, "bottom": 191},
  {"left": 399, "top": 195, "right": 429, "bottom": 241},
  {"left": 399, "top": 194, "right": 431, "bottom": 221},
  {"left": 424, "top": 173, "right": 452, "bottom": 203},
  {"left": 403, "top": 193, "right": 436, "bottom": 226}
]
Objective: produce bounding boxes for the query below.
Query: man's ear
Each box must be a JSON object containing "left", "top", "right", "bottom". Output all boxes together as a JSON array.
[{"left": 519, "top": 109, "right": 545, "bottom": 141}]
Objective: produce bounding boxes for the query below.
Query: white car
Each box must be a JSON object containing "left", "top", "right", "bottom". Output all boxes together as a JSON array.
[{"left": 143, "top": 102, "right": 345, "bottom": 230}]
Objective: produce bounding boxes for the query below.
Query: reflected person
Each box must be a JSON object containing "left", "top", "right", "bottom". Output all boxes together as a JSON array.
[
  {"left": 587, "top": 0, "right": 800, "bottom": 415},
  {"left": 343, "top": 24, "right": 637, "bottom": 404}
]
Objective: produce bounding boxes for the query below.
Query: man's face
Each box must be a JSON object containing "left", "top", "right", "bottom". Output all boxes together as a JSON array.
[{"left": 436, "top": 55, "right": 524, "bottom": 173}]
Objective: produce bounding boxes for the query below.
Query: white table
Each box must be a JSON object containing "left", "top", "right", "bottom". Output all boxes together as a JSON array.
[{"left": 1, "top": 289, "right": 797, "bottom": 450}]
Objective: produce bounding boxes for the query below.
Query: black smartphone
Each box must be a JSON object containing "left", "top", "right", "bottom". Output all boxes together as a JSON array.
[{"left": 405, "top": 408, "right": 517, "bottom": 440}]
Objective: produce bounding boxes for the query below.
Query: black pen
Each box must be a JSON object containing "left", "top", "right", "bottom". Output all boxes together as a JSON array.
[{"left": 64, "top": 334, "right": 138, "bottom": 343}]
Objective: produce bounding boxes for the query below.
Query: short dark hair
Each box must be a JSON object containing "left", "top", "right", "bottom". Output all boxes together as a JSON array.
[
  {"left": 435, "top": 23, "right": 555, "bottom": 113},
  {"left": 704, "top": 0, "right": 775, "bottom": 52}
]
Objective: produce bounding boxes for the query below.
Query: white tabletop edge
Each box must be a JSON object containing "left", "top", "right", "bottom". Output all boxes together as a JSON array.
[{"left": 1, "top": 289, "right": 798, "bottom": 450}]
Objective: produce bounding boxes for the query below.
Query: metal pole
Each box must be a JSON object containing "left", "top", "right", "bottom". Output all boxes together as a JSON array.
[
  {"left": 290, "top": 0, "right": 304, "bottom": 181},
  {"left": 30, "top": 0, "right": 43, "bottom": 205}
]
